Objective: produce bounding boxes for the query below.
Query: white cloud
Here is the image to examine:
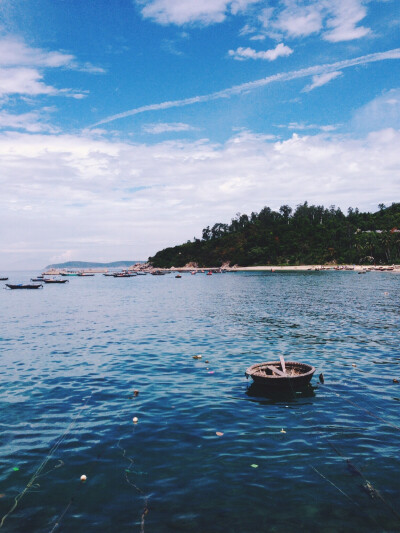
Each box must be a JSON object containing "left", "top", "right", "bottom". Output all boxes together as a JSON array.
[
  {"left": 136, "top": 0, "right": 371, "bottom": 42},
  {"left": 93, "top": 48, "right": 400, "bottom": 126},
  {"left": 259, "top": 0, "right": 370, "bottom": 43},
  {"left": 351, "top": 88, "right": 400, "bottom": 133},
  {"left": 0, "top": 35, "right": 102, "bottom": 98},
  {"left": 0, "top": 67, "right": 87, "bottom": 98},
  {"left": 228, "top": 43, "right": 293, "bottom": 61},
  {"left": 137, "top": 0, "right": 260, "bottom": 25},
  {"left": 278, "top": 122, "right": 338, "bottom": 132},
  {"left": 0, "top": 126, "right": 399, "bottom": 267},
  {"left": 270, "top": 3, "right": 323, "bottom": 38},
  {"left": 323, "top": 0, "right": 370, "bottom": 42},
  {"left": 0, "top": 35, "right": 104, "bottom": 72},
  {"left": 0, "top": 37, "right": 74, "bottom": 68},
  {"left": 303, "top": 70, "right": 342, "bottom": 92},
  {"left": 0, "top": 108, "right": 58, "bottom": 132},
  {"left": 143, "top": 122, "right": 197, "bottom": 134}
]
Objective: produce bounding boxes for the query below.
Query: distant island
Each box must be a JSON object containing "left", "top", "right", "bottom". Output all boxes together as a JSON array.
[
  {"left": 149, "top": 202, "right": 400, "bottom": 268},
  {"left": 45, "top": 260, "right": 145, "bottom": 269}
]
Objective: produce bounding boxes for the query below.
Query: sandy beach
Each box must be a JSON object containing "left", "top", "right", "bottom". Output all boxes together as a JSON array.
[{"left": 235, "top": 265, "right": 400, "bottom": 272}]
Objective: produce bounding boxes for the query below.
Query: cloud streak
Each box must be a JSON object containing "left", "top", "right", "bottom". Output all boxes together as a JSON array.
[
  {"left": 303, "top": 70, "right": 342, "bottom": 92},
  {"left": 92, "top": 48, "right": 400, "bottom": 127},
  {"left": 228, "top": 43, "right": 293, "bottom": 61},
  {"left": 143, "top": 122, "right": 197, "bottom": 134}
]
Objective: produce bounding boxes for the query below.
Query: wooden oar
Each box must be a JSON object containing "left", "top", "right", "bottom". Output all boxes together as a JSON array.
[
  {"left": 279, "top": 355, "right": 287, "bottom": 376},
  {"left": 265, "top": 365, "right": 287, "bottom": 377}
]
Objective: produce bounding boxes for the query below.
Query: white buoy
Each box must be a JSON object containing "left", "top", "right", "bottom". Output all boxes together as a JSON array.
[
  {"left": 80, "top": 474, "right": 87, "bottom": 482},
  {"left": 132, "top": 417, "right": 139, "bottom": 424}
]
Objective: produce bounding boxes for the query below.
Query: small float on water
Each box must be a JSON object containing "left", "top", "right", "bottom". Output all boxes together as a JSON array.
[{"left": 245, "top": 356, "right": 315, "bottom": 392}]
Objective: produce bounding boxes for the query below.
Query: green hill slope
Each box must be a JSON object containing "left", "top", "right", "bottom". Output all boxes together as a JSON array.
[{"left": 149, "top": 202, "right": 400, "bottom": 267}]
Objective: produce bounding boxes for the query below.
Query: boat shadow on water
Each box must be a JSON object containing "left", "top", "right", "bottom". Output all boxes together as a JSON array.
[{"left": 246, "top": 382, "right": 317, "bottom": 400}]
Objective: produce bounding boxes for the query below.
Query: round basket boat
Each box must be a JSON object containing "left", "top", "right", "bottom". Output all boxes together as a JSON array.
[{"left": 245, "top": 361, "right": 315, "bottom": 391}]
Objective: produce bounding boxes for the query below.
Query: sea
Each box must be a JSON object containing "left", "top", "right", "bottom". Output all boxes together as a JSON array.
[{"left": 0, "top": 270, "right": 399, "bottom": 532}]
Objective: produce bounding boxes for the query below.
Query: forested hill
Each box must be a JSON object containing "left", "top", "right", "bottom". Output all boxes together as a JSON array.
[{"left": 149, "top": 202, "right": 400, "bottom": 268}]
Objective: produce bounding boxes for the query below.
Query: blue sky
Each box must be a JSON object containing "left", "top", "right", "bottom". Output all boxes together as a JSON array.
[{"left": 0, "top": 0, "right": 399, "bottom": 268}]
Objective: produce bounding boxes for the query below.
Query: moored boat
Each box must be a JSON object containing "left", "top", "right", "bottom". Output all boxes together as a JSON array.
[
  {"left": 6, "top": 283, "right": 43, "bottom": 289},
  {"left": 43, "top": 278, "right": 69, "bottom": 283}
]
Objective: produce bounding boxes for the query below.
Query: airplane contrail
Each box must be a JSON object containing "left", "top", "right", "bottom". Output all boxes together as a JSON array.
[{"left": 91, "top": 48, "right": 400, "bottom": 127}]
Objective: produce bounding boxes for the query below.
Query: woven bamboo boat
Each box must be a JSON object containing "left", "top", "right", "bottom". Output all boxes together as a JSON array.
[{"left": 245, "top": 361, "right": 315, "bottom": 391}]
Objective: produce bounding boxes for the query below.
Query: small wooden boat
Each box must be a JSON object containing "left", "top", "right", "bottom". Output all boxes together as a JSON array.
[
  {"left": 245, "top": 360, "right": 315, "bottom": 391},
  {"left": 31, "top": 278, "right": 45, "bottom": 282},
  {"left": 43, "top": 279, "right": 69, "bottom": 283},
  {"left": 0, "top": 277, "right": 8, "bottom": 280},
  {"left": 77, "top": 273, "right": 95, "bottom": 276},
  {"left": 6, "top": 283, "right": 43, "bottom": 289},
  {"left": 175, "top": 274, "right": 182, "bottom": 278}
]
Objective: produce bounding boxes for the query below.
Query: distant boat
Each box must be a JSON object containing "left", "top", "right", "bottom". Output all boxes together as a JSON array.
[
  {"left": 61, "top": 272, "right": 79, "bottom": 276},
  {"left": 6, "top": 283, "right": 43, "bottom": 290},
  {"left": 0, "top": 277, "right": 8, "bottom": 281},
  {"left": 207, "top": 271, "right": 212, "bottom": 276},
  {"left": 43, "top": 279, "right": 69, "bottom": 284},
  {"left": 31, "top": 278, "right": 45, "bottom": 282},
  {"left": 175, "top": 274, "right": 182, "bottom": 278},
  {"left": 77, "top": 272, "right": 95, "bottom": 276}
]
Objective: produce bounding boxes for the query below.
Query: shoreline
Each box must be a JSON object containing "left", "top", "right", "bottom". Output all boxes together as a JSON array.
[
  {"left": 169, "top": 264, "right": 400, "bottom": 272},
  {"left": 234, "top": 265, "right": 400, "bottom": 272},
  {"left": 41, "top": 264, "right": 400, "bottom": 275}
]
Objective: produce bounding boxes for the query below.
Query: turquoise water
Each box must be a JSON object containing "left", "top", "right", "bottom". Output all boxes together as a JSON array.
[{"left": 0, "top": 271, "right": 399, "bottom": 532}]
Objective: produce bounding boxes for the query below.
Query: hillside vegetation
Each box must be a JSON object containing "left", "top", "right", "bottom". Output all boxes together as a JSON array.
[{"left": 149, "top": 202, "right": 400, "bottom": 268}]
